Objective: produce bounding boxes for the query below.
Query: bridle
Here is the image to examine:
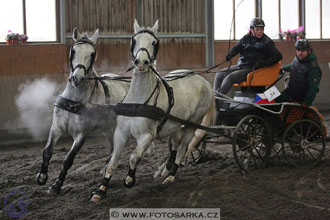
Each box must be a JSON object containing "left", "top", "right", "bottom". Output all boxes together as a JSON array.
[
  {"left": 130, "top": 29, "right": 159, "bottom": 65},
  {"left": 128, "top": 29, "right": 174, "bottom": 134},
  {"left": 69, "top": 38, "right": 97, "bottom": 81}
]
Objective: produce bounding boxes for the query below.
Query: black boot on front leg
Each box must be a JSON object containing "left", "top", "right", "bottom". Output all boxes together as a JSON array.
[
  {"left": 91, "top": 177, "right": 111, "bottom": 202},
  {"left": 123, "top": 167, "right": 136, "bottom": 188},
  {"left": 162, "top": 163, "right": 179, "bottom": 184},
  {"left": 166, "top": 150, "right": 177, "bottom": 170}
]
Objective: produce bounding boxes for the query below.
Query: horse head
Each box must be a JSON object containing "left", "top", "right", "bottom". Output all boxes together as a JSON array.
[
  {"left": 131, "top": 19, "right": 159, "bottom": 72},
  {"left": 69, "top": 27, "right": 99, "bottom": 87}
]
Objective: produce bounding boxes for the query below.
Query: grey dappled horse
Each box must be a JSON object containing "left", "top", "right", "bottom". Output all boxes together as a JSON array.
[
  {"left": 35, "top": 28, "right": 129, "bottom": 194},
  {"left": 91, "top": 20, "right": 215, "bottom": 202}
]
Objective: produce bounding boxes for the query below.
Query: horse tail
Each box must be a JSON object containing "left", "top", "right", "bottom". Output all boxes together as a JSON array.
[{"left": 185, "top": 97, "right": 216, "bottom": 157}]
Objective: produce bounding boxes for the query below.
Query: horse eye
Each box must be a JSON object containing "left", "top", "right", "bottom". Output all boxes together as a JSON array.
[
  {"left": 152, "top": 41, "right": 156, "bottom": 46},
  {"left": 132, "top": 39, "right": 136, "bottom": 44}
]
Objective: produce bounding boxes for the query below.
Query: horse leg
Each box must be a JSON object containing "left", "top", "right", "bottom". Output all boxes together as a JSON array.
[
  {"left": 124, "top": 134, "right": 153, "bottom": 188},
  {"left": 48, "top": 134, "right": 85, "bottom": 195},
  {"left": 36, "top": 127, "right": 62, "bottom": 185},
  {"left": 161, "top": 132, "right": 183, "bottom": 177},
  {"left": 100, "top": 132, "right": 114, "bottom": 175},
  {"left": 91, "top": 130, "right": 128, "bottom": 202},
  {"left": 162, "top": 128, "right": 195, "bottom": 184},
  {"left": 184, "top": 102, "right": 216, "bottom": 159}
]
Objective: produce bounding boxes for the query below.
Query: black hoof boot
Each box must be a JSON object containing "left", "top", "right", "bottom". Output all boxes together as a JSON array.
[
  {"left": 123, "top": 175, "right": 136, "bottom": 188},
  {"left": 90, "top": 188, "right": 106, "bottom": 202},
  {"left": 123, "top": 167, "right": 136, "bottom": 188},
  {"left": 91, "top": 188, "right": 106, "bottom": 199},
  {"left": 36, "top": 173, "right": 48, "bottom": 185},
  {"left": 48, "top": 179, "right": 63, "bottom": 195}
]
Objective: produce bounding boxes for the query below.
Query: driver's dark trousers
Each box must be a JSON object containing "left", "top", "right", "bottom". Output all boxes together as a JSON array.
[{"left": 213, "top": 65, "right": 253, "bottom": 111}]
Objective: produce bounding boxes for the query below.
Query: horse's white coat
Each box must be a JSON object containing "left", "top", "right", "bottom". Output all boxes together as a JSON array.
[
  {"left": 98, "top": 20, "right": 215, "bottom": 193},
  {"left": 37, "top": 28, "right": 129, "bottom": 190}
]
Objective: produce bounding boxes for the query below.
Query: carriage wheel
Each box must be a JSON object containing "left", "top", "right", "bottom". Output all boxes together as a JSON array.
[
  {"left": 233, "top": 115, "right": 272, "bottom": 173},
  {"left": 282, "top": 119, "right": 326, "bottom": 168}
]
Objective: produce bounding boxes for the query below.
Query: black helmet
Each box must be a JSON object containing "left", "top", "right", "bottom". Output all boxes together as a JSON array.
[
  {"left": 295, "top": 39, "right": 311, "bottom": 50},
  {"left": 250, "top": 18, "right": 265, "bottom": 28}
]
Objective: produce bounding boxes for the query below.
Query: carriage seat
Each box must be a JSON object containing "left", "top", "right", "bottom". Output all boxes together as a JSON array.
[{"left": 233, "top": 61, "right": 281, "bottom": 87}]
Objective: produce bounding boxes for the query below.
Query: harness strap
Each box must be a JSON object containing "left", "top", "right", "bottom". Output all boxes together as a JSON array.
[
  {"left": 54, "top": 96, "right": 83, "bottom": 114},
  {"left": 114, "top": 102, "right": 223, "bottom": 134},
  {"left": 144, "top": 79, "right": 160, "bottom": 106},
  {"left": 114, "top": 103, "right": 165, "bottom": 120},
  {"left": 149, "top": 66, "right": 175, "bottom": 133},
  {"left": 99, "top": 79, "right": 111, "bottom": 104}
]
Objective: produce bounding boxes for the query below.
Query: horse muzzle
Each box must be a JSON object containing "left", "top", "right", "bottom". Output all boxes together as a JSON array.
[{"left": 134, "top": 59, "right": 150, "bottom": 72}]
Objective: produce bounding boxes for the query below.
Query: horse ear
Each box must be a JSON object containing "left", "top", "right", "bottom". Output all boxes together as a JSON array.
[
  {"left": 134, "top": 19, "right": 142, "bottom": 33},
  {"left": 90, "top": 29, "right": 99, "bottom": 44},
  {"left": 151, "top": 20, "right": 159, "bottom": 34},
  {"left": 72, "top": 27, "right": 81, "bottom": 41}
]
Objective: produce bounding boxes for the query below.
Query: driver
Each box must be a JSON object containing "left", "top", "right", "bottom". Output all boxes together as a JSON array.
[
  {"left": 275, "top": 39, "right": 322, "bottom": 108},
  {"left": 213, "top": 18, "right": 282, "bottom": 109}
]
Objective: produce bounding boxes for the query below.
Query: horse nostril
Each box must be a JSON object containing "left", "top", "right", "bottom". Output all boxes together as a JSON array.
[
  {"left": 144, "top": 60, "right": 149, "bottom": 66},
  {"left": 134, "top": 59, "right": 139, "bottom": 66}
]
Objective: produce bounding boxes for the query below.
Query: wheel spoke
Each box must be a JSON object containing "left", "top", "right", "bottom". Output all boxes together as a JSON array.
[
  {"left": 293, "top": 128, "right": 300, "bottom": 137},
  {"left": 305, "top": 123, "right": 312, "bottom": 139},
  {"left": 254, "top": 146, "right": 266, "bottom": 162},
  {"left": 306, "top": 129, "right": 319, "bottom": 140},
  {"left": 236, "top": 136, "right": 249, "bottom": 145},
  {"left": 306, "top": 148, "right": 317, "bottom": 160},
  {"left": 249, "top": 149, "right": 259, "bottom": 168},
  {"left": 307, "top": 144, "right": 323, "bottom": 153},
  {"left": 286, "top": 137, "right": 301, "bottom": 145},
  {"left": 238, "top": 149, "right": 250, "bottom": 159},
  {"left": 236, "top": 143, "right": 251, "bottom": 151}
]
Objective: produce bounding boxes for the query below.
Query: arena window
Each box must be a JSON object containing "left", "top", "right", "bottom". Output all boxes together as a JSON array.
[{"left": 0, "top": 0, "right": 59, "bottom": 43}]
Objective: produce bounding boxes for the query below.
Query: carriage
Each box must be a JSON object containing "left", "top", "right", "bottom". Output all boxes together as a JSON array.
[{"left": 183, "top": 61, "right": 328, "bottom": 173}]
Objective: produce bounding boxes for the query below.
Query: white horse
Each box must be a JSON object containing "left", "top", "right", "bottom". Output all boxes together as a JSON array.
[
  {"left": 35, "top": 28, "right": 129, "bottom": 194},
  {"left": 91, "top": 20, "right": 215, "bottom": 202}
]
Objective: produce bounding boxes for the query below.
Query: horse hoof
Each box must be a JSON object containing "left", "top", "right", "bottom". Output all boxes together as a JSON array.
[
  {"left": 48, "top": 180, "right": 62, "bottom": 195},
  {"left": 91, "top": 194, "right": 102, "bottom": 203},
  {"left": 123, "top": 175, "right": 136, "bottom": 188},
  {"left": 162, "top": 175, "right": 175, "bottom": 185},
  {"left": 90, "top": 189, "right": 106, "bottom": 202},
  {"left": 161, "top": 167, "right": 169, "bottom": 177},
  {"left": 36, "top": 173, "right": 48, "bottom": 185},
  {"left": 48, "top": 184, "right": 61, "bottom": 195}
]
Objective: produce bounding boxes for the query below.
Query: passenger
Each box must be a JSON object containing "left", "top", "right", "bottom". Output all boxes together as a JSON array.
[
  {"left": 213, "top": 17, "right": 282, "bottom": 110},
  {"left": 275, "top": 39, "right": 322, "bottom": 108}
]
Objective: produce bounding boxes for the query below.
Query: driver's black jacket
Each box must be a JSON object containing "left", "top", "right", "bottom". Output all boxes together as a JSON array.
[{"left": 227, "top": 32, "right": 282, "bottom": 69}]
